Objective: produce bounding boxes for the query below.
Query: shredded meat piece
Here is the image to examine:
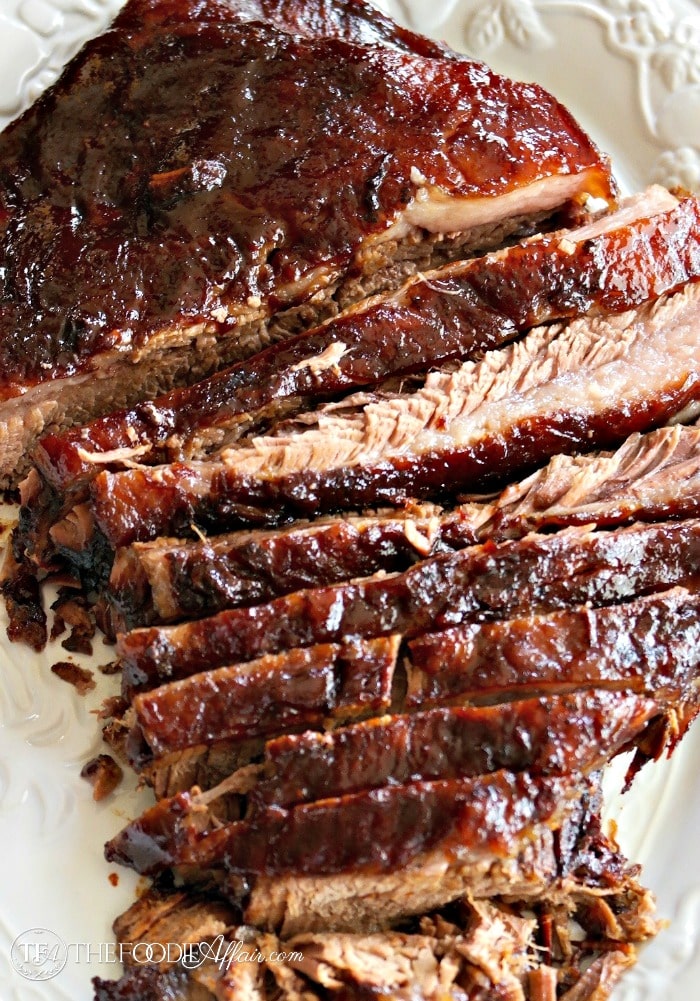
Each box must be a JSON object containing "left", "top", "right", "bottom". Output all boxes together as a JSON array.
[
  {"left": 51, "top": 660, "right": 96, "bottom": 696},
  {"left": 80, "top": 754, "right": 124, "bottom": 801}
]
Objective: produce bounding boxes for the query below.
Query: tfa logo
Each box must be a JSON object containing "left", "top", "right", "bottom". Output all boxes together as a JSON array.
[{"left": 11, "top": 928, "right": 68, "bottom": 981}]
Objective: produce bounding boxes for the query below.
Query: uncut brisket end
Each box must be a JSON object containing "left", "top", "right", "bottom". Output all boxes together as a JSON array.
[
  {"left": 33, "top": 185, "right": 691, "bottom": 494},
  {"left": 99, "top": 423, "right": 700, "bottom": 634},
  {"left": 113, "top": 0, "right": 455, "bottom": 56},
  {"left": 0, "top": 0, "right": 613, "bottom": 488},
  {"left": 407, "top": 586, "right": 700, "bottom": 710},
  {"left": 127, "top": 635, "right": 400, "bottom": 764},
  {"left": 87, "top": 283, "right": 700, "bottom": 548},
  {"left": 118, "top": 517, "right": 700, "bottom": 693}
]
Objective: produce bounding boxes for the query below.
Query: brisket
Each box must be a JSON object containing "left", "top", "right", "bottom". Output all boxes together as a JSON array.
[
  {"left": 125, "top": 688, "right": 658, "bottom": 800},
  {"left": 94, "top": 837, "right": 655, "bottom": 1001},
  {"left": 407, "top": 586, "right": 700, "bottom": 710},
  {"left": 0, "top": 0, "right": 613, "bottom": 487},
  {"left": 97, "top": 503, "right": 450, "bottom": 636},
  {"left": 246, "top": 692, "right": 659, "bottom": 809},
  {"left": 84, "top": 283, "right": 700, "bottom": 548},
  {"left": 127, "top": 635, "right": 400, "bottom": 764},
  {"left": 117, "top": 517, "right": 700, "bottom": 694},
  {"left": 482, "top": 421, "right": 700, "bottom": 536},
  {"left": 106, "top": 769, "right": 576, "bottom": 878},
  {"left": 33, "top": 185, "right": 688, "bottom": 496},
  {"left": 94, "top": 422, "right": 700, "bottom": 635}
]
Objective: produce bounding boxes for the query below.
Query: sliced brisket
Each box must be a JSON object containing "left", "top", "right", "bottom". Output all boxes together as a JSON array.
[
  {"left": 97, "top": 503, "right": 451, "bottom": 637},
  {"left": 84, "top": 283, "right": 700, "bottom": 548},
  {"left": 125, "top": 688, "right": 658, "bottom": 798},
  {"left": 33, "top": 186, "right": 688, "bottom": 496},
  {"left": 0, "top": 0, "right": 613, "bottom": 487},
  {"left": 106, "top": 769, "right": 576, "bottom": 878},
  {"left": 246, "top": 692, "right": 659, "bottom": 809},
  {"left": 94, "top": 830, "right": 655, "bottom": 1001},
  {"left": 118, "top": 517, "right": 700, "bottom": 694},
  {"left": 127, "top": 635, "right": 400, "bottom": 764},
  {"left": 407, "top": 586, "right": 700, "bottom": 710},
  {"left": 96, "top": 423, "right": 700, "bottom": 636}
]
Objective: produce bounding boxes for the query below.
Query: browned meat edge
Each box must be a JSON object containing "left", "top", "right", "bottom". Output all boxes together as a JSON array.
[
  {"left": 116, "top": 691, "right": 661, "bottom": 854},
  {"left": 97, "top": 423, "right": 700, "bottom": 635},
  {"left": 75, "top": 284, "right": 700, "bottom": 551},
  {"left": 117, "top": 518, "right": 700, "bottom": 695},
  {"left": 106, "top": 768, "right": 575, "bottom": 876},
  {"left": 0, "top": 0, "right": 613, "bottom": 488},
  {"left": 34, "top": 187, "right": 689, "bottom": 494}
]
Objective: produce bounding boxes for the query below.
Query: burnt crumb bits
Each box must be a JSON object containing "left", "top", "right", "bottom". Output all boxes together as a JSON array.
[
  {"left": 51, "top": 660, "right": 96, "bottom": 695},
  {"left": 98, "top": 660, "right": 122, "bottom": 675},
  {"left": 1, "top": 550, "right": 47, "bottom": 652},
  {"left": 51, "top": 587, "right": 96, "bottom": 655},
  {"left": 81, "top": 754, "right": 124, "bottom": 801}
]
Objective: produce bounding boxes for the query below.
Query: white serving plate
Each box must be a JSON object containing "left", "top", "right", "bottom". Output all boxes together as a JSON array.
[{"left": 0, "top": 1, "right": 699, "bottom": 998}]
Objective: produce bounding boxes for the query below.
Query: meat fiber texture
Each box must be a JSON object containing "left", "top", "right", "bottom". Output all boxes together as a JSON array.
[
  {"left": 16, "top": 186, "right": 700, "bottom": 576},
  {"left": 0, "top": 0, "right": 614, "bottom": 488},
  {"left": 4, "top": 5, "right": 700, "bottom": 1001},
  {"left": 97, "top": 423, "right": 700, "bottom": 635},
  {"left": 30, "top": 185, "right": 688, "bottom": 494}
]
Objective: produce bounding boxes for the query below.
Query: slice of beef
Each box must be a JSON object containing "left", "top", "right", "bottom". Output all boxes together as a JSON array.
[
  {"left": 33, "top": 186, "right": 687, "bottom": 498},
  {"left": 112, "top": 886, "right": 238, "bottom": 970},
  {"left": 82, "top": 282, "right": 700, "bottom": 549},
  {"left": 94, "top": 871, "right": 652, "bottom": 1001},
  {"left": 407, "top": 585, "right": 700, "bottom": 711},
  {"left": 246, "top": 692, "right": 659, "bottom": 809},
  {"left": 0, "top": 0, "right": 613, "bottom": 489},
  {"left": 98, "top": 503, "right": 459, "bottom": 637},
  {"left": 126, "top": 635, "right": 400, "bottom": 765},
  {"left": 97, "top": 780, "right": 656, "bottom": 997},
  {"left": 143, "top": 741, "right": 268, "bottom": 801},
  {"left": 126, "top": 688, "right": 658, "bottom": 803},
  {"left": 97, "top": 422, "right": 700, "bottom": 635},
  {"left": 482, "top": 421, "right": 700, "bottom": 536},
  {"left": 105, "top": 769, "right": 576, "bottom": 878},
  {"left": 117, "top": 517, "right": 700, "bottom": 694}
]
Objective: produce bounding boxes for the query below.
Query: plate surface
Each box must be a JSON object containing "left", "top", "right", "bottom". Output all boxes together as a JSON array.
[{"left": 1, "top": 1, "right": 700, "bottom": 998}]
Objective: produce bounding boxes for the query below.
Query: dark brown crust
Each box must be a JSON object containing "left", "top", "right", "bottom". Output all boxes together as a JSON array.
[
  {"left": 92, "top": 382, "right": 697, "bottom": 549},
  {"left": 51, "top": 660, "right": 96, "bottom": 695},
  {"left": 81, "top": 754, "right": 124, "bottom": 800},
  {"left": 0, "top": 546, "right": 47, "bottom": 651},
  {"left": 35, "top": 191, "right": 697, "bottom": 493},
  {"left": 98, "top": 505, "right": 465, "bottom": 636},
  {"left": 407, "top": 586, "right": 700, "bottom": 707},
  {"left": 128, "top": 635, "right": 400, "bottom": 763},
  {"left": 118, "top": 518, "right": 700, "bottom": 694},
  {"left": 0, "top": 0, "right": 611, "bottom": 397},
  {"left": 250, "top": 692, "right": 658, "bottom": 808},
  {"left": 97, "top": 422, "right": 700, "bottom": 635},
  {"left": 105, "top": 770, "right": 573, "bottom": 876}
]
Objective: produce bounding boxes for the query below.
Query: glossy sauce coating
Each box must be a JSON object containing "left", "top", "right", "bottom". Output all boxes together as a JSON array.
[
  {"left": 408, "top": 587, "right": 700, "bottom": 707},
  {"left": 36, "top": 192, "right": 700, "bottom": 491},
  {"left": 251, "top": 692, "right": 656, "bottom": 808},
  {"left": 99, "top": 506, "right": 468, "bottom": 635},
  {"left": 129, "top": 635, "right": 398, "bottom": 762},
  {"left": 118, "top": 517, "right": 700, "bottom": 694},
  {"left": 105, "top": 770, "right": 571, "bottom": 876},
  {"left": 0, "top": 0, "right": 611, "bottom": 395}
]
